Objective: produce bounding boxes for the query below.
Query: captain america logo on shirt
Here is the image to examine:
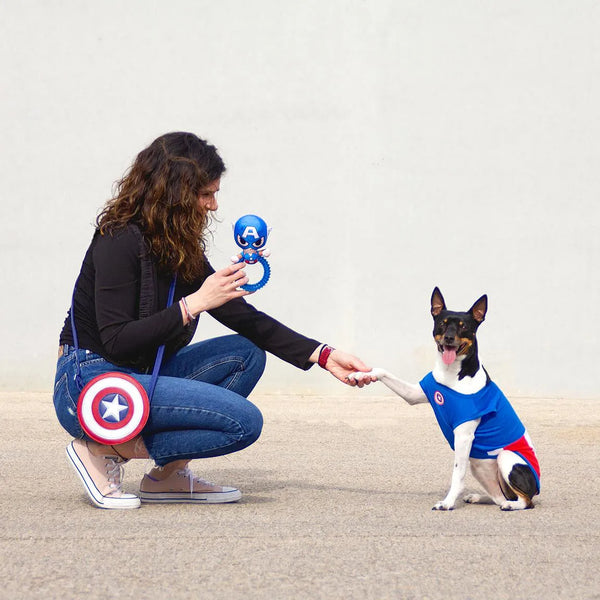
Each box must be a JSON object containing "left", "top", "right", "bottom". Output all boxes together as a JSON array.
[
  {"left": 77, "top": 372, "right": 150, "bottom": 445},
  {"left": 434, "top": 390, "right": 445, "bottom": 405}
]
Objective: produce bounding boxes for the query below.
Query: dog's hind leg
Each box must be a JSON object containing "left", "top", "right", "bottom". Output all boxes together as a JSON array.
[
  {"left": 497, "top": 451, "right": 537, "bottom": 510},
  {"left": 464, "top": 458, "right": 508, "bottom": 506}
]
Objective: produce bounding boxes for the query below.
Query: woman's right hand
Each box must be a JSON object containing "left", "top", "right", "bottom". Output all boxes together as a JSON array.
[{"left": 184, "top": 262, "right": 251, "bottom": 317}]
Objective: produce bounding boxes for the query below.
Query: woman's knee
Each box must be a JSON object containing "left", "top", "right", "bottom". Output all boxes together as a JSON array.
[
  {"left": 231, "top": 335, "right": 266, "bottom": 384},
  {"left": 232, "top": 334, "right": 265, "bottom": 362},
  {"left": 247, "top": 342, "right": 266, "bottom": 375},
  {"left": 240, "top": 400, "right": 264, "bottom": 445}
]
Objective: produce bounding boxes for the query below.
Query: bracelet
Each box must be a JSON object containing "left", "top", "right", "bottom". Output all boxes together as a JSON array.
[
  {"left": 318, "top": 344, "right": 335, "bottom": 369},
  {"left": 180, "top": 297, "right": 196, "bottom": 321}
]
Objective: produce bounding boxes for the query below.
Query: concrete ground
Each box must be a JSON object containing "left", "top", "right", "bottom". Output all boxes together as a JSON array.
[{"left": 1, "top": 391, "right": 599, "bottom": 600}]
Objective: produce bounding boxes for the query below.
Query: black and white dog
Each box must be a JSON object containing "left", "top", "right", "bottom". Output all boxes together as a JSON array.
[{"left": 352, "top": 288, "right": 540, "bottom": 511}]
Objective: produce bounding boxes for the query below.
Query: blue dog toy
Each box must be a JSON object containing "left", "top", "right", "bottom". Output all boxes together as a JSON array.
[{"left": 231, "top": 214, "right": 271, "bottom": 292}]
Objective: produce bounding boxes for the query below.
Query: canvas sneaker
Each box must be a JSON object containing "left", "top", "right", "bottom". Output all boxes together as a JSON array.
[
  {"left": 66, "top": 439, "right": 141, "bottom": 509},
  {"left": 139, "top": 467, "right": 242, "bottom": 504}
]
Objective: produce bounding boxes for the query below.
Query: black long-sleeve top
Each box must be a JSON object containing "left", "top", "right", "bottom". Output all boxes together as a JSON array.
[{"left": 59, "top": 225, "right": 321, "bottom": 371}]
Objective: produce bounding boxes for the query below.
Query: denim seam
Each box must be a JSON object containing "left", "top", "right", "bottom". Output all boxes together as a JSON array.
[
  {"left": 224, "top": 370, "right": 243, "bottom": 391},
  {"left": 184, "top": 356, "right": 246, "bottom": 383},
  {"left": 149, "top": 406, "right": 246, "bottom": 439},
  {"left": 79, "top": 357, "right": 109, "bottom": 367}
]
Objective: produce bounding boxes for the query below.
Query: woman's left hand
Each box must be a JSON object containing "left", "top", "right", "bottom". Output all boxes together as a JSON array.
[{"left": 320, "top": 348, "right": 376, "bottom": 387}]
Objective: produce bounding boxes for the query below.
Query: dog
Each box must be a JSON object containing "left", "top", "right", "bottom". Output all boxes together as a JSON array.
[{"left": 351, "top": 287, "right": 540, "bottom": 511}]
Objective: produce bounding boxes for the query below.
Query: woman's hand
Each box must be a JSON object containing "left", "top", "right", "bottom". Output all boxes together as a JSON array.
[
  {"left": 311, "top": 346, "right": 377, "bottom": 387},
  {"left": 184, "top": 262, "right": 251, "bottom": 317}
]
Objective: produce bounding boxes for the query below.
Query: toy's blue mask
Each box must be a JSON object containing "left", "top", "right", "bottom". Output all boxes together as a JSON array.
[{"left": 234, "top": 215, "right": 269, "bottom": 250}]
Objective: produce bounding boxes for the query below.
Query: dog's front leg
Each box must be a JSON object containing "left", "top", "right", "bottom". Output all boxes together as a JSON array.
[
  {"left": 433, "top": 419, "right": 480, "bottom": 511},
  {"left": 350, "top": 368, "right": 427, "bottom": 404}
]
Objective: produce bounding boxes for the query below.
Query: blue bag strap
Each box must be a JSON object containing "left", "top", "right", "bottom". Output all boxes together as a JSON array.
[
  {"left": 70, "top": 274, "right": 177, "bottom": 401},
  {"left": 69, "top": 289, "right": 85, "bottom": 392},
  {"left": 146, "top": 275, "right": 177, "bottom": 400}
]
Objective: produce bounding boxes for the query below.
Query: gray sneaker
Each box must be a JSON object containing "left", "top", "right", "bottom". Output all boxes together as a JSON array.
[
  {"left": 140, "top": 467, "right": 242, "bottom": 504},
  {"left": 66, "top": 439, "right": 141, "bottom": 509}
]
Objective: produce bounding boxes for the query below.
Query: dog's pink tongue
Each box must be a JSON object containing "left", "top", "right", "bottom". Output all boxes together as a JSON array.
[{"left": 442, "top": 347, "right": 457, "bottom": 365}]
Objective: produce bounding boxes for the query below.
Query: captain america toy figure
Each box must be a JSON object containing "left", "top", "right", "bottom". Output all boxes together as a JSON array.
[{"left": 231, "top": 214, "right": 271, "bottom": 292}]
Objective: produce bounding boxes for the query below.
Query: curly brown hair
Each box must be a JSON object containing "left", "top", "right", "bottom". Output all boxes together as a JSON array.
[{"left": 97, "top": 132, "right": 226, "bottom": 282}]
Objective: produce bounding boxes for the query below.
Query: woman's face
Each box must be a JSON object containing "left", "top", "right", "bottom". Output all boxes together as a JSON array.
[{"left": 197, "top": 179, "right": 220, "bottom": 212}]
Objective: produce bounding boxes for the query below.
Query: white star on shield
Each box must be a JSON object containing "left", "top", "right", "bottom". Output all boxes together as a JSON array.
[{"left": 100, "top": 394, "right": 129, "bottom": 422}]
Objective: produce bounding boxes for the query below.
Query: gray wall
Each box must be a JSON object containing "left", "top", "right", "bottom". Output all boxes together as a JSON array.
[{"left": 2, "top": 1, "right": 598, "bottom": 398}]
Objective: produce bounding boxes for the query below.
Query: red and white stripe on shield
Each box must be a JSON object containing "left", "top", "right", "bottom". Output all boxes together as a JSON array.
[{"left": 77, "top": 372, "right": 150, "bottom": 445}]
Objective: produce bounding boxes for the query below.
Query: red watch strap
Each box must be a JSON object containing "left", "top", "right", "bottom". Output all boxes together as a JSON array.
[{"left": 318, "top": 345, "right": 334, "bottom": 369}]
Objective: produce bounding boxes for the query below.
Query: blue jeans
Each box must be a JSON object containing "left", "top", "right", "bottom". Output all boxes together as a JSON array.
[{"left": 53, "top": 335, "right": 265, "bottom": 466}]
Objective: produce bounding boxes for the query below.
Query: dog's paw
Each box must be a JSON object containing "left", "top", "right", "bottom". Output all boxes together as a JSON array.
[
  {"left": 349, "top": 368, "right": 386, "bottom": 384},
  {"left": 432, "top": 500, "right": 455, "bottom": 511},
  {"left": 348, "top": 371, "right": 372, "bottom": 384},
  {"left": 369, "top": 367, "right": 387, "bottom": 379},
  {"left": 500, "top": 498, "right": 533, "bottom": 511},
  {"left": 463, "top": 493, "right": 483, "bottom": 504}
]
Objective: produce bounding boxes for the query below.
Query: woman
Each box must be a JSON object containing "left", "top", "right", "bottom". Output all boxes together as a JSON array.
[{"left": 54, "top": 132, "right": 373, "bottom": 510}]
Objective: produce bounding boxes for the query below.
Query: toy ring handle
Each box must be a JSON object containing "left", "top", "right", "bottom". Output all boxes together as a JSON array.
[{"left": 241, "top": 256, "right": 271, "bottom": 292}]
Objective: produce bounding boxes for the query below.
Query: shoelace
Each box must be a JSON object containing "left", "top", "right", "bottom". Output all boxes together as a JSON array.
[
  {"left": 104, "top": 457, "right": 125, "bottom": 494},
  {"left": 178, "top": 467, "right": 215, "bottom": 496}
]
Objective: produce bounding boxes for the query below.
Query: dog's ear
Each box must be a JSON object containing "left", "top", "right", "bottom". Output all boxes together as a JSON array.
[
  {"left": 431, "top": 287, "right": 446, "bottom": 317},
  {"left": 470, "top": 295, "right": 488, "bottom": 323}
]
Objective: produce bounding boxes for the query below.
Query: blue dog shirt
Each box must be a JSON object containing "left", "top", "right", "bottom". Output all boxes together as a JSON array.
[
  {"left": 419, "top": 372, "right": 525, "bottom": 459},
  {"left": 419, "top": 372, "right": 540, "bottom": 493}
]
